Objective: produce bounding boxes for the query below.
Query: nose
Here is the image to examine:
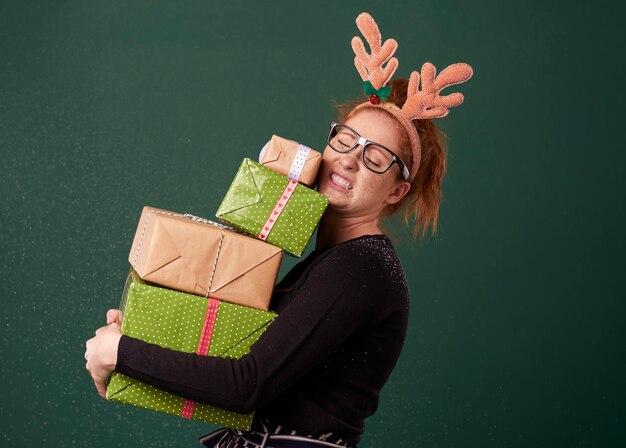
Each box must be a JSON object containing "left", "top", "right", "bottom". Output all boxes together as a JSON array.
[
  {"left": 338, "top": 137, "right": 367, "bottom": 171},
  {"left": 338, "top": 147, "right": 361, "bottom": 172}
]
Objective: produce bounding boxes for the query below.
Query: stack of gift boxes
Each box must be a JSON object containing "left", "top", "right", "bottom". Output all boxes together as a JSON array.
[{"left": 105, "top": 136, "right": 328, "bottom": 430}]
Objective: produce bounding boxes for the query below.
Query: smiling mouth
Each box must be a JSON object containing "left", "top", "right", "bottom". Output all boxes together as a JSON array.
[{"left": 330, "top": 173, "right": 353, "bottom": 190}]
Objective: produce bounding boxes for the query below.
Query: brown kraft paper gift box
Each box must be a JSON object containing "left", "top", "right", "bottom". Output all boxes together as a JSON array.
[
  {"left": 259, "top": 135, "right": 322, "bottom": 187},
  {"left": 129, "top": 205, "right": 283, "bottom": 311}
]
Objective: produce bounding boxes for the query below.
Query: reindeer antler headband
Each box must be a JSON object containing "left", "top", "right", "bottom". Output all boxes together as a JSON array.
[{"left": 349, "top": 12, "right": 474, "bottom": 181}]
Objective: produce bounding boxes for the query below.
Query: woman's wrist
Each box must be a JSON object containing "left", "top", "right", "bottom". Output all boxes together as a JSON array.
[
  {"left": 109, "top": 332, "right": 122, "bottom": 370},
  {"left": 115, "top": 334, "right": 138, "bottom": 373}
]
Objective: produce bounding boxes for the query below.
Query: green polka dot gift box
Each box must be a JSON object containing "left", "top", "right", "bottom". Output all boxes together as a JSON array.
[
  {"left": 106, "top": 270, "right": 277, "bottom": 429},
  {"left": 216, "top": 158, "right": 329, "bottom": 257}
]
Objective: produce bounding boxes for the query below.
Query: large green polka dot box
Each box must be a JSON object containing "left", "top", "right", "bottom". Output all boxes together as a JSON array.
[
  {"left": 216, "top": 158, "right": 329, "bottom": 257},
  {"left": 106, "top": 270, "right": 277, "bottom": 429}
]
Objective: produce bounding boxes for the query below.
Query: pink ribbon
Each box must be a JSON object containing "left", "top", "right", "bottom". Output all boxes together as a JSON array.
[
  {"left": 259, "top": 179, "right": 298, "bottom": 241},
  {"left": 181, "top": 298, "right": 221, "bottom": 419},
  {"left": 181, "top": 400, "right": 195, "bottom": 419}
]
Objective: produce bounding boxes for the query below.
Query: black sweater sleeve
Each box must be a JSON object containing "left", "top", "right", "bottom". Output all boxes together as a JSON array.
[{"left": 115, "top": 247, "right": 385, "bottom": 415}]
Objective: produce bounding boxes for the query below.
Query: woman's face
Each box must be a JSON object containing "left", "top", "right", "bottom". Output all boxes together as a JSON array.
[{"left": 317, "top": 108, "right": 411, "bottom": 218}]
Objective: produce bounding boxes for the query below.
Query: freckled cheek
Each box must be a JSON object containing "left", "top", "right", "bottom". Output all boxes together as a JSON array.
[
  {"left": 359, "top": 184, "right": 379, "bottom": 197},
  {"left": 321, "top": 157, "right": 339, "bottom": 174},
  {"left": 356, "top": 176, "right": 388, "bottom": 198}
]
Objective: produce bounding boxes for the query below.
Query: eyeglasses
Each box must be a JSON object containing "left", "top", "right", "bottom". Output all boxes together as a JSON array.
[{"left": 327, "top": 121, "right": 410, "bottom": 181}]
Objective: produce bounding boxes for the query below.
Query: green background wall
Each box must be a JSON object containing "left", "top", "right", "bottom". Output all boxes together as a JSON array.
[{"left": 1, "top": 1, "right": 623, "bottom": 446}]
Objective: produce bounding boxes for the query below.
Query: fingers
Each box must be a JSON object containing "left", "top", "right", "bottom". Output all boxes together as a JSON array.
[
  {"left": 86, "top": 320, "right": 120, "bottom": 399},
  {"left": 95, "top": 325, "right": 110, "bottom": 335},
  {"left": 95, "top": 322, "right": 120, "bottom": 336},
  {"left": 85, "top": 348, "right": 110, "bottom": 400},
  {"left": 85, "top": 336, "right": 93, "bottom": 360},
  {"left": 87, "top": 361, "right": 109, "bottom": 400},
  {"left": 94, "top": 376, "right": 108, "bottom": 400},
  {"left": 106, "top": 309, "right": 123, "bottom": 325}
]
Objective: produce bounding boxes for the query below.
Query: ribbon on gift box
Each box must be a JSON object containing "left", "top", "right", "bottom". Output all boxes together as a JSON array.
[
  {"left": 180, "top": 297, "right": 221, "bottom": 419},
  {"left": 257, "top": 141, "right": 308, "bottom": 241},
  {"left": 132, "top": 209, "right": 229, "bottom": 298},
  {"left": 258, "top": 179, "right": 298, "bottom": 241},
  {"left": 259, "top": 141, "right": 312, "bottom": 183},
  {"left": 179, "top": 222, "right": 225, "bottom": 419},
  {"left": 131, "top": 209, "right": 230, "bottom": 420},
  {"left": 287, "top": 145, "right": 311, "bottom": 181},
  {"left": 183, "top": 213, "right": 233, "bottom": 230}
]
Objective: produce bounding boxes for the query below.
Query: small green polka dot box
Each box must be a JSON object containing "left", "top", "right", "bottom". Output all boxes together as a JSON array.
[
  {"left": 216, "top": 158, "right": 329, "bottom": 257},
  {"left": 106, "top": 270, "right": 277, "bottom": 429}
]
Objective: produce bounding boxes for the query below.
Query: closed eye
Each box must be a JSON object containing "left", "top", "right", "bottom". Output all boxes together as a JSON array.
[{"left": 338, "top": 139, "right": 352, "bottom": 148}]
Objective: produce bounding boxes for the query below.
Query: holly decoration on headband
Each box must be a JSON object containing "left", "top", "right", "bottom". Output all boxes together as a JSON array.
[{"left": 363, "top": 80, "right": 392, "bottom": 104}]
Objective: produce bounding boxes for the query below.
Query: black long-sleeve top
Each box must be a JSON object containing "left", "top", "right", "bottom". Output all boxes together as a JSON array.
[{"left": 116, "top": 233, "right": 410, "bottom": 446}]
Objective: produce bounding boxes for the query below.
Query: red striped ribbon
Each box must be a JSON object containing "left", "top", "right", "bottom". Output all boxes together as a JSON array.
[
  {"left": 259, "top": 179, "right": 298, "bottom": 241},
  {"left": 180, "top": 400, "right": 195, "bottom": 419},
  {"left": 181, "top": 298, "right": 221, "bottom": 419},
  {"left": 196, "top": 298, "right": 220, "bottom": 355}
]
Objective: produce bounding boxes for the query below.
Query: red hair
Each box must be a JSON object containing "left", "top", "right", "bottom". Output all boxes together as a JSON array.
[{"left": 335, "top": 78, "right": 449, "bottom": 241}]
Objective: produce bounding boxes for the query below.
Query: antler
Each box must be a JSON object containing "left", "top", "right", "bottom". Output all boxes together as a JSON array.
[
  {"left": 351, "top": 12, "right": 399, "bottom": 90},
  {"left": 403, "top": 62, "right": 474, "bottom": 119}
]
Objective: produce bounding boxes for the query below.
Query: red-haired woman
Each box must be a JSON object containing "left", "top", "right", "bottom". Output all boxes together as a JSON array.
[
  {"left": 85, "top": 77, "right": 451, "bottom": 447},
  {"left": 86, "top": 11, "right": 472, "bottom": 448}
]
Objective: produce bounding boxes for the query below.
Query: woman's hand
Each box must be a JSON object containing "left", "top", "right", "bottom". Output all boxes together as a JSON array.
[
  {"left": 85, "top": 322, "right": 122, "bottom": 399},
  {"left": 106, "top": 308, "right": 123, "bottom": 326}
]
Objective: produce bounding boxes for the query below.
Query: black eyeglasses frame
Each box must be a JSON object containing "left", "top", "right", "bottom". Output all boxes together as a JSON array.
[{"left": 327, "top": 121, "right": 411, "bottom": 181}]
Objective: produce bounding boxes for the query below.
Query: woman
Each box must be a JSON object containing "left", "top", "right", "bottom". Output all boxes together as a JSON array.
[{"left": 85, "top": 13, "right": 472, "bottom": 447}]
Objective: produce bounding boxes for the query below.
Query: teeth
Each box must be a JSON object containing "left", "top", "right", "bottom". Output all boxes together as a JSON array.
[{"left": 331, "top": 173, "right": 352, "bottom": 190}]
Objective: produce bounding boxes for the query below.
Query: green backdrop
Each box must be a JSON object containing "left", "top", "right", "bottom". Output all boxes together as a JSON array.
[{"left": 1, "top": 1, "right": 624, "bottom": 447}]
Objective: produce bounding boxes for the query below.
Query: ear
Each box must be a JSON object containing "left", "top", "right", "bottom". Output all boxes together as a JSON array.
[{"left": 385, "top": 181, "right": 411, "bottom": 206}]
